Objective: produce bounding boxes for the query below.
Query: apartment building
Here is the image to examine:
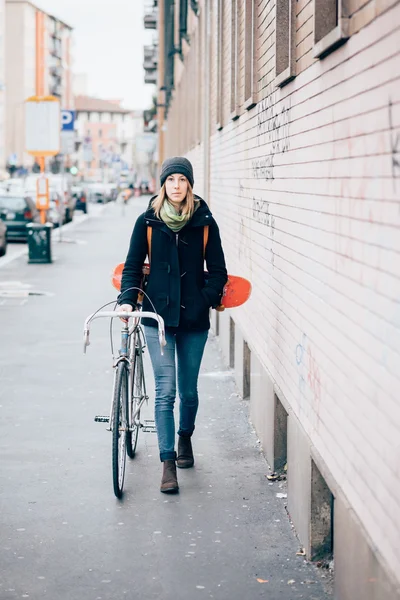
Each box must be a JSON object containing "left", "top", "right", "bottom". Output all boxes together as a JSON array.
[
  {"left": 74, "top": 95, "right": 143, "bottom": 182},
  {"left": 5, "top": 0, "right": 73, "bottom": 169},
  {"left": 0, "top": 0, "right": 6, "bottom": 175},
  {"left": 152, "top": 1, "right": 400, "bottom": 598}
]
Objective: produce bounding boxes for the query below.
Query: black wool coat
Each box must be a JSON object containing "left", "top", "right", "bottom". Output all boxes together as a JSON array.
[{"left": 118, "top": 197, "right": 228, "bottom": 331}]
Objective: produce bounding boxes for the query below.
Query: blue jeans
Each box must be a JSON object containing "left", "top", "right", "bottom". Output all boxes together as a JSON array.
[{"left": 144, "top": 326, "right": 208, "bottom": 462}]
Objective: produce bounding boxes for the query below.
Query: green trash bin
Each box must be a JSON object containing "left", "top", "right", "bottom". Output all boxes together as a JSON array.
[{"left": 27, "top": 223, "right": 53, "bottom": 264}]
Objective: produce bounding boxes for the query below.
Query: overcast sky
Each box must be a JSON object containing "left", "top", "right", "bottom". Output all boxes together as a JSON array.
[{"left": 36, "top": 0, "right": 155, "bottom": 110}]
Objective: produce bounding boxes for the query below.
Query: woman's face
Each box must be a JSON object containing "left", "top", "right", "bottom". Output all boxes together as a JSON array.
[{"left": 165, "top": 173, "right": 188, "bottom": 205}]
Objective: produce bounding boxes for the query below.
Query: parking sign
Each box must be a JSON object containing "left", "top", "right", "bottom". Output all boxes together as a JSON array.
[{"left": 61, "top": 110, "right": 75, "bottom": 131}]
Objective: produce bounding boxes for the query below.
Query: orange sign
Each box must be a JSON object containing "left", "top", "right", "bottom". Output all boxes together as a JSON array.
[{"left": 36, "top": 175, "right": 50, "bottom": 211}]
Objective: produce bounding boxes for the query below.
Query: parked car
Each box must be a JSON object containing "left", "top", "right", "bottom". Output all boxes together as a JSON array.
[
  {"left": 0, "top": 211, "right": 7, "bottom": 256},
  {"left": 0, "top": 193, "right": 40, "bottom": 241},
  {"left": 71, "top": 186, "right": 88, "bottom": 214}
]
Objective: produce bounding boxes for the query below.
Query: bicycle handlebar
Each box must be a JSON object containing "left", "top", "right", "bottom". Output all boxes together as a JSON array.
[{"left": 83, "top": 311, "right": 166, "bottom": 354}]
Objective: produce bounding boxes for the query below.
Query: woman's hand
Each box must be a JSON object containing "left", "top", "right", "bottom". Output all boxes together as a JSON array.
[{"left": 117, "top": 304, "right": 133, "bottom": 322}]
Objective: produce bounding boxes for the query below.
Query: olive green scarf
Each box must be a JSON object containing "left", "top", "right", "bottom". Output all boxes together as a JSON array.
[{"left": 160, "top": 199, "right": 199, "bottom": 232}]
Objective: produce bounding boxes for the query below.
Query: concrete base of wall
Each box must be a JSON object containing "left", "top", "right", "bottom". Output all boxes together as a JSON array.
[
  {"left": 211, "top": 314, "right": 400, "bottom": 600},
  {"left": 334, "top": 497, "right": 400, "bottom": 600}
]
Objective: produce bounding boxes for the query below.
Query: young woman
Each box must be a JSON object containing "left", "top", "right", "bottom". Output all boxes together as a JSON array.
[{"left": 117, "top": 157, "right": 227, "bottom": 494}]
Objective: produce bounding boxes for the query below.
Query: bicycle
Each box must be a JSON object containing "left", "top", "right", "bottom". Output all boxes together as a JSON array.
[{"left": 83, "top": 309, "right": 166, "bottom": 498}]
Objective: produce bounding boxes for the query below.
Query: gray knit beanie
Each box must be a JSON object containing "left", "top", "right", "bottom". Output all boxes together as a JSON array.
[{"left": 160, "top": 156, "right": 194, "bottom": 188}]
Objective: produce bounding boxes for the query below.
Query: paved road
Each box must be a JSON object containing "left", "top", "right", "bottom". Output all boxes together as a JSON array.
[{"left": 0, "top": 197, "right": 332, "bottom": 600}]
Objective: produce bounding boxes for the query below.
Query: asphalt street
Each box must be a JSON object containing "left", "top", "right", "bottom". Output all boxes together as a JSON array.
[{"left": 0, "top": 197, "right": 332, "bottom": 600}]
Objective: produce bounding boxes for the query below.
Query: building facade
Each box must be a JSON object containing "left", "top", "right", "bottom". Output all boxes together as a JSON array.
[
  {"left": 154, "top": 1, "right": 400, "bottom": 598},
  {"left": 5, "top": 0, "right": 73, "bottom": 169},
  {"left": 74, "top": 95, "right": 143, "bottom": 182},
  {"left": 0, "top": 0, "right": 6, "bottom": 175}
]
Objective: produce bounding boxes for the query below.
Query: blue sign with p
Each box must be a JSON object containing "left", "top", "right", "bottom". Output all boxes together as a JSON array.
[{"left": 61, "top": 110, "right": 75, "bottom": 131}]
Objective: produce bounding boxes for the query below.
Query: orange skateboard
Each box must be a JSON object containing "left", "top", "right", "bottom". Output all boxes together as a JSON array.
[{"left": 112, "top": 263, "right": 252, "bottom": 309}]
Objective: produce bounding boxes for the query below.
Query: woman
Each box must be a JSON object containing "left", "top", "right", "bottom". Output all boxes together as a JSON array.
[{"left": 117, "top": 157, "right": 227, "bottom": 494}]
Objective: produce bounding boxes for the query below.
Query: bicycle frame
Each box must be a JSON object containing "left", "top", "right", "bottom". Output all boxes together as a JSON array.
[
  {"left": 126, "top": 322, "right": 147, "bottom": 434},
  {"left": 83, "top": 310, "right": 166, "bottom": 431}
]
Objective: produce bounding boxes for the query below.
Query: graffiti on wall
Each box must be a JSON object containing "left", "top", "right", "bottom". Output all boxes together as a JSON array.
[
  {"left": 295, "top": 333, "right": 322, "bottom": 424},
  {"left": 252, "top": 156, "right": 274, "bottom": 180},
  {"left": 251, "top": 86, "right": 291, "bottom": 181},
  {"left": 256, "top": 88, "right": 291, "bottom": 152},
  {"left": 252, "top": 197, "right": 275, "bottom": 232},
  {"left": 252, "top": 198, "right": 270, "bottom": 225}
]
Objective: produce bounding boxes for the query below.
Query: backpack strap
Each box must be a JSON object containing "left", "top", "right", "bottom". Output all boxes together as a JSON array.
[
  {"left": 203, "top": 225, "right": 209, "bottom": 259},
  {"left": 147, "top": 226, "right": 152, "bottom": 263}
]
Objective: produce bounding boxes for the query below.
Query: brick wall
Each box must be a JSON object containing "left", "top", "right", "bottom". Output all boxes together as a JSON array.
[{"left": 163, "top": 0, "right": 400, "bottom": 584}]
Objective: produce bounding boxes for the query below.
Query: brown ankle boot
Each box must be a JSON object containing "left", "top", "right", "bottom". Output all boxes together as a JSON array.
[
  {"left": 160, "top": 459, "right": 179, "bottom": 493},
  {"left": 177, "top": 435, "right": 194, "bottom": 469}
]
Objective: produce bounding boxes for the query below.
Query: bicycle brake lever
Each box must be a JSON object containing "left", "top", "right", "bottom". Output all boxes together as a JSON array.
[
  {"left": 83, "top": 328, "right": 90, "bottom": 354},
  {"left": 159, "top": 329, "right": 166, "bottom": 355}
]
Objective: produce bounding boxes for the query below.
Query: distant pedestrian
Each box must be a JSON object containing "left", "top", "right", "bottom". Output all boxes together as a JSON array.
[{"left": 117, "top": 157, "right": 227, "bottom": 493}]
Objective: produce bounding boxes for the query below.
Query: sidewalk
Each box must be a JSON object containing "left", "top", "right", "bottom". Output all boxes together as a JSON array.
[{"left": 0, "top": 199, "right": 332, "bottom": 600}]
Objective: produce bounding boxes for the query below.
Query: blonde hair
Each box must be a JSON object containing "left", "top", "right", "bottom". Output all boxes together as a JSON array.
[{"left": 151, "top": 180, "right": 196, "bottom": 218}]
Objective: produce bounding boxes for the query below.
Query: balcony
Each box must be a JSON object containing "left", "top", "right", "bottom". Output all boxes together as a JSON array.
[
  {"left": 50, "top": 41, "right": 62, "bottom": 59},
  {"left": 50, "top": 82, "right": 62, "bottom": 97},
  {"left": 144, "top": 1, "right": 157, "bottom": 29},
  {"left": 144, "top": 45, "right": 158, "bottom": 70},
  {"left": 144, "top": 69, "right": 157, "bottom": 85},
  {"left": 144, "top": 12, "right": 157, "bottom": 29},
  {"left": 50, "top": 65, "right": 63, "bottom": 79}
]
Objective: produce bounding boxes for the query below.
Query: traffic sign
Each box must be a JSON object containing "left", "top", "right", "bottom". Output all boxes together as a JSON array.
[
  {"left": 60, "top": 131, "right": 75, "bottom": 155},
  {"left": 61, "top": 110, "right": 75, "bottom": 131},
  {"left": 36, "top": 175, "right": 49, "bottom": 210}
]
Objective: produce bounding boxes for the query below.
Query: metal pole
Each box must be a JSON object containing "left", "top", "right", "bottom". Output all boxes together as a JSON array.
[
  {"left": 59, "top": 154, "right": 64, "bottom": 242},
  {"left": 39, "top": 156, "right": 46, "bottom": 224}
]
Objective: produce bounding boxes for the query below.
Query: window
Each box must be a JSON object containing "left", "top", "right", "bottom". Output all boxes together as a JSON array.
[
  {"left": 311, "top": 460, "right": 334, "bottom": 561},
  {"left": 243, "top": 341, "right": 251, "bottom": 399},
  {"left": 274, "top": 394, "right": 288, "bottom": 471},
  {"left": 313, "top": 0, "right": 349, "bottom": 58},
  {"left": 275, "top": 0, "right": 296, "bottom": 87},
  {"left": 216, "top": 0, "right": 224, "bottom": 130},
  {"left": 229, "top": 317, "right": 235, "bottom": 369},
  {"left": 180, "top": 0, "right": 188, "bottom": 47},
  {"left": 244, "top": 0, "right": 257, "bottom": 110},
  {"left": 230, "top": 0, "right": 239, "bottom": 120}
]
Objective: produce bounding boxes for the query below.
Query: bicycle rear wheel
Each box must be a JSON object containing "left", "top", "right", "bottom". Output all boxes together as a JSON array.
[
  {"left": 112, "top": 362, "right": 128, "bottom": 498},
  {"left": 126, "top": 340, "right": 144, "bottom": 458}
]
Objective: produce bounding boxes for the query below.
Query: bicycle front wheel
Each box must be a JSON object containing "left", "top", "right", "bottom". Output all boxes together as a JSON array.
[
  {"left": 126, "top": 341, "right": 144, "bottom": 459},
  {"left": 112, "top": 362, "right": 128, "bottom": 498}
]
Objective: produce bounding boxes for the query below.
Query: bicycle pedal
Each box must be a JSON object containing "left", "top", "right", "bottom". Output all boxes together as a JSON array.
[
  {"left": 141, "top": 419, "right": 156, "bottom": 433},
  {"left": 94, "top": 415, "right": 110, "bottom": 423}
]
